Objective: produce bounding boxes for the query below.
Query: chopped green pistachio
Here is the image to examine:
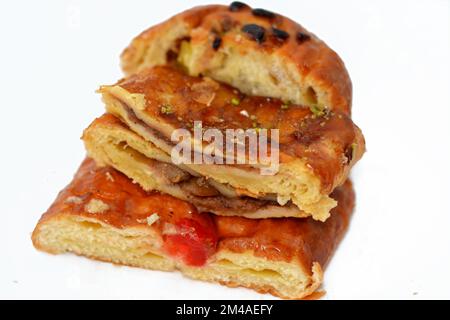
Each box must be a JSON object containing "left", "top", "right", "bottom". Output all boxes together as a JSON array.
[
  {"left": 160, "top": 104, "right": 173, "bottom": 115},
  {"left": 248, "top": 125, "right": 258, "bottom": 133},
  {"left": 231, "top": 97, "right": 240, "bottom": 106},
  {"left": 309, "top": 104, "right": 325, "bottom": 117},
  {"left": 251, "top": 122, "right": 263, "bottom": 133},
  {"left": 281, "top": 101, "right": 291, "bottom": 110}
]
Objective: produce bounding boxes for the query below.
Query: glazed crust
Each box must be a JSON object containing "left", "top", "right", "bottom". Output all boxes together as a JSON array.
[
  {"left": 121, "top": 4, "right": 352, "bottom": 114},
  {"left": 97, "top": 66, "right": 364, "bottom": 220},
  {"left": 32, "top": 158, "right": 355, "bottom": 299},
  {"left": 83, "top": 114, "right": 315, "bottom": 219},
  {"left": 105, "top": 66, "right": 364, "bottom": 190}
]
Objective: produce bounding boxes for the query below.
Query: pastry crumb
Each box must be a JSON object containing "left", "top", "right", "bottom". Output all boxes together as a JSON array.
[
  {"left": 146, "top": 213, "right": 160, "bottom": 226},
  {"left": 65, "top": 196, "right": 83, "bottom": 204},
  {"left": 105, "top": 171, "right": 114, "bottom": 182},
  {"left": 85, "top": 199, "right": 109, "bottom": 214},
  {"left": 239, "top": 109, "right": 249, "bottom": 117},
  {"left": 162, "top": 223, "right": 178, "bottom": 235},
  {"left": 137, "top": 213, "right": 160, "bottom": 226}
]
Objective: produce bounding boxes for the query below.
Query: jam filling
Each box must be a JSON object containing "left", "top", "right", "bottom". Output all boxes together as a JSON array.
[
  {"left": 162, "top": 217, "right": 217, "bottom": 266},
  {"left": 60, "top": 158, "right": 218, "bottom": 267}
]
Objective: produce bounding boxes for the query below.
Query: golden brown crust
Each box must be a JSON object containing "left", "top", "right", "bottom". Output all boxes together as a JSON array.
[
  {"left": 216, "top": 179, "right": 354, "bottom": 267},
  {"left": 32, "top": 158, "right": 354, "bottom": 298},
  {"left": 105, "top": 66, "right": 364, "bottom": 194},
  {"left": 121, "top": 4, "right": 352, "bottom": 114},
  {"left": 34, "top": 158, "right": 354, "bottom": 264},
  {"left": 96, "top": 66, "right": 364, "bottom": 220},
  {"left": 83, "top": 114, "right": 315, "bottom": 219}
]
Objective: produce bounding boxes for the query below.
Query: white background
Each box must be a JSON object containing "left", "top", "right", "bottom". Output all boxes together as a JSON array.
[{"left": 0, "top": 0, "right": 449, "bottom": 299}]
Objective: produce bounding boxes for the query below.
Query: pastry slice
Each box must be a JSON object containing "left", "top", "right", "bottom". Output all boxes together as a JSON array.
[
  {"left": 121, "top": 3, "right": 352, "bottom": 114},
  {"left": 83, "top": 114, "right": 314, "bottom": 219},
  {"left": 32, "top": 158, "right": 355, "bottom": 299},
  {"left": 97, "top": 66, "right": 364, "bottom": 221}
]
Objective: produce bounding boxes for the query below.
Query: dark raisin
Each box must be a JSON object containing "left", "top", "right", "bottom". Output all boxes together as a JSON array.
[
  {"left": 296, "top": 31, "right": 311, "bottom": 44},
  {"left": 272, "top": 27, "right": 289, "bottom": 41},
  {"left": 344, "top": 144, "right": 354, "bottom": 164},
  {"left": 229, "top": 1, "right": 248, "bottom": 12},
  {"left": 212, "top": 36, "right": 222, "bottom": 50},
  {"left": 252, "top": 8, "right": 276, "bottom": 19},
  {"left": 241, "top": 24, "right": 266, "bottom": 43}
]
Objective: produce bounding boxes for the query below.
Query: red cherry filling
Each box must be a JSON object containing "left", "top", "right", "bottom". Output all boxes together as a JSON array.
[{"left": 162, "top": 217, "right": 217, "bottom": 267}]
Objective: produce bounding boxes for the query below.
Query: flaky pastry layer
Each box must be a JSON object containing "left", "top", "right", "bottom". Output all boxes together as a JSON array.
[
  {"left": 32, "top": 158, "right": 355, "bottom": 299},
  {"left": 97, "top": 66, "right": 364, "bottom": 220},
  {"left": 84, "top": 114, "right": 319, "bottom": 219}
]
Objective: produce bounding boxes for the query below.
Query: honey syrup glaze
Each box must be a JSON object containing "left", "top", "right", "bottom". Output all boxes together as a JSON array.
[{"left": 114, "top": 66, "right": 364, "bottom": 193}]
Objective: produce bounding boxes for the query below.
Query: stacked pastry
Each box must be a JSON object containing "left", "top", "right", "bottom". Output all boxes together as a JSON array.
[{"left": 33, "top": 3, "right": 365, "bottom": 299}]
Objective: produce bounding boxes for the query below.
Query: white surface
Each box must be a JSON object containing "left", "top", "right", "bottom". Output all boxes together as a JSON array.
[{"left": 0, "top": 0, "right": 449, "bottom": 299}]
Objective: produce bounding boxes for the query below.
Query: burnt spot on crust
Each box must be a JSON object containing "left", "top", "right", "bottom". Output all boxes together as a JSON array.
[
  {"left": 212, "top": 36, "right": 222, "bottom": 50},
  {"left": 252, "top": 8, "right": 276, "bottom": 19},
  {"left": 229, "top": 1, "right": 249, "bottom": 12},
  {"left": 296, "top": 31, "right": 311, "bottom": 44},
  {"left": 272, "top": 27, "right": 289, "bottom": 41},
  {"left": 241, "top": 24, "right": 266, "bottom": 43}
]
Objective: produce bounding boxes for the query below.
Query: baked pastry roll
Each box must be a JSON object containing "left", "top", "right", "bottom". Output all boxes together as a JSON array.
[
  {"left": 32, "top": 158, "right": 355, "bottom": 299},
  {"left": 121, "top": 3, "right": 352, "bottom": 114},
  {"left": 95, "top": 66, "right": 364, "bottom": 221}
]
